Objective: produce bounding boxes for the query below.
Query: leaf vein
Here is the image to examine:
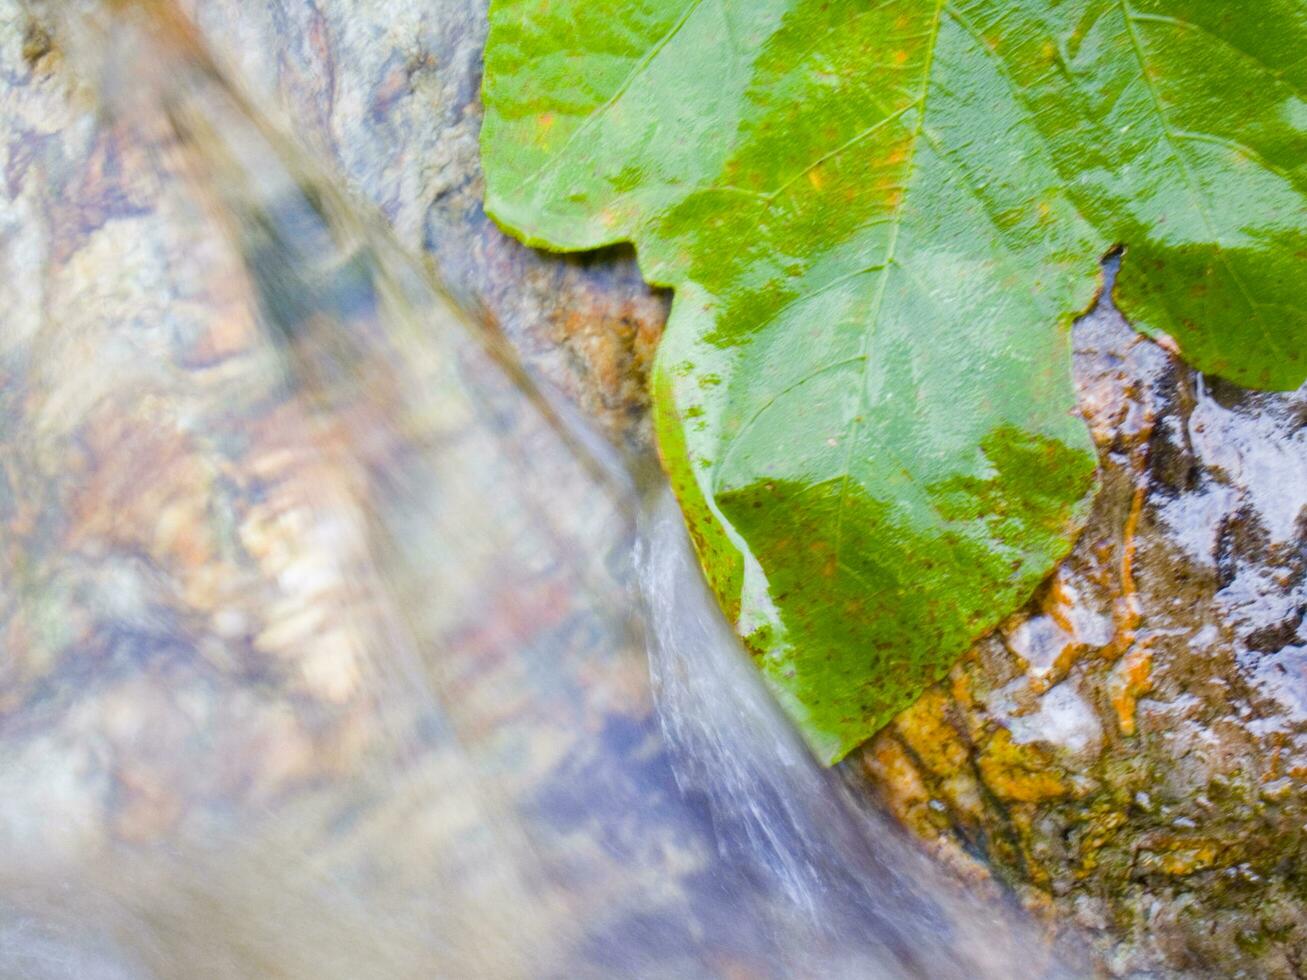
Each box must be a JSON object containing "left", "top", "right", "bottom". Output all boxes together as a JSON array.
[
  {"left": 831, "top": 0, "right": 946, "bottom": 565},
  {"left": 517, "top": 0, "right": 708, "bottom": 189}
]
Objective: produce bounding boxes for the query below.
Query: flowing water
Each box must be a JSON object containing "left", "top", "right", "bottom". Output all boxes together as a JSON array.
[{"left": 0, "top": 5, "right": 1075, "bottom": 977}]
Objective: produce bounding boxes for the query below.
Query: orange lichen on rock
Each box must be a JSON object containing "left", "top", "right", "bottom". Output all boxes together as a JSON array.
[
  {"left": 976, "top": 728, "right": 1068, "bottom": 805},
  {"left": 861, "top": 735, "right": 933, "bottom": 830},
  {"left": 1072, "top": 807, "right": 1128, "bottom": 878},
  {"left": 1136, "top": 841, "right": 1224, "bottom": 877},
  {"left": 892, "top": 687, "right": 971, "bottom": 776},
  {"left": 1108, "top": 643, "right": 1154, "bottom": 737},
  {"left": 1101, "top": 473, "right": 1147, "bottom": 663}
]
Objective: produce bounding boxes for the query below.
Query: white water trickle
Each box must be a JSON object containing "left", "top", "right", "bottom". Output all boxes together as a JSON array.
[{"left": 636, "top": 490, "right": 1077, "bottom": 979}]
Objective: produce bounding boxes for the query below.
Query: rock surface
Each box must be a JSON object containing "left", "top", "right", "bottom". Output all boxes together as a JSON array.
[
  {"left": 174, "top": 0, "right": 670, "bottom": 454},
  {"left": 7, "top": 1, "right": 1306, "bottom": 976},
  {"left": 861, "top": 286, "right": 1307, "bottom": 977}
]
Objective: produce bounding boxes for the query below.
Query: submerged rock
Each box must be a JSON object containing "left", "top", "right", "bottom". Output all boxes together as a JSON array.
[{"left": 9, "top": 1, "right": 1306, "bottom": 976}]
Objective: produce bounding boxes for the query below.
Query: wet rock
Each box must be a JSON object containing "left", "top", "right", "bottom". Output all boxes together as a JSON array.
[{"left": 861, "top": 295, "right": 1307, "bottom": 977}]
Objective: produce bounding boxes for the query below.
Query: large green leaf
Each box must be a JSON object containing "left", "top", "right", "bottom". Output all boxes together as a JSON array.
[{"left": 481, "top": 0, "right": 1307, "bottom": 762}]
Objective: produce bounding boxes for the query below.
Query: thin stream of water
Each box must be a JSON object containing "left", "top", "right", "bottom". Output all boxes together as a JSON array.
[{"left": 638, "top": 490, "right": 1070, "bottom": 979}]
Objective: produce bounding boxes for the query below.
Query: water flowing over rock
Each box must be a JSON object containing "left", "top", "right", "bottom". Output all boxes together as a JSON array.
[{"left": 5, "top": 1, "right": 1305, "bottom": 976}]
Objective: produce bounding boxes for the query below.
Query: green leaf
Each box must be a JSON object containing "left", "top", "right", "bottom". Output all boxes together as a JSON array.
[{"left": 481, "top": 0, "right": 1307, "bottom": 762}]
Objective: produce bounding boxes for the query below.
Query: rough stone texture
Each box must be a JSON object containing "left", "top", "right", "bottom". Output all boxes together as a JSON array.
[
  {"left": 860, "top": 293, "right": 1307, "bottom": 978},
  {"left": 174, "top": 0, "right": 669, "bottom": 454},
  {"left": 6, "top": 1, "right": 1306, "bottom": 977}
]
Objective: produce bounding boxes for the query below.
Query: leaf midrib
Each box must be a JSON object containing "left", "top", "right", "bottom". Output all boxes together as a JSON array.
[{"left": 830, "top": 0, "right": 945, "bottom": 564}]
